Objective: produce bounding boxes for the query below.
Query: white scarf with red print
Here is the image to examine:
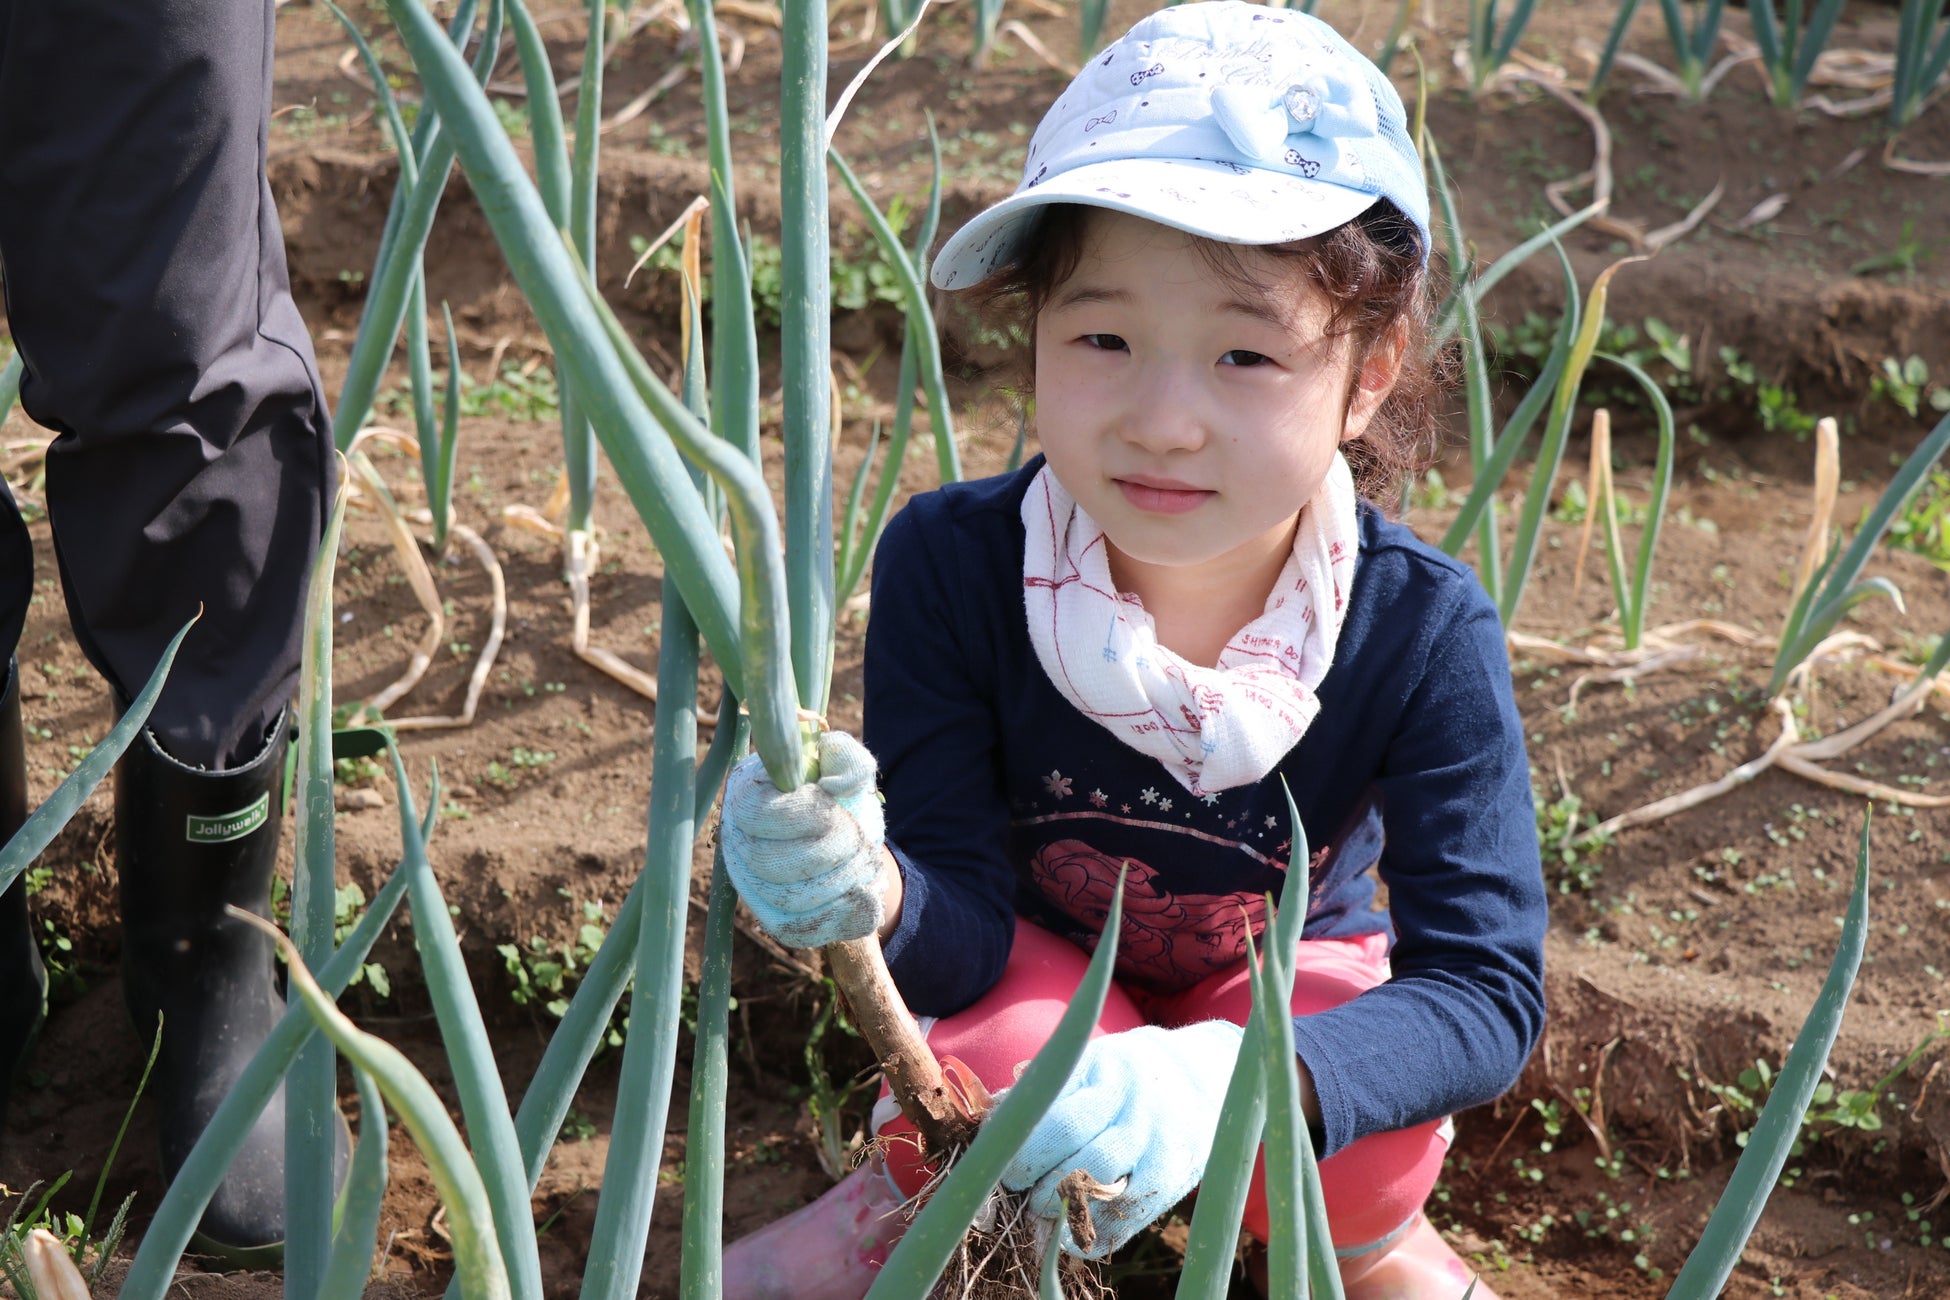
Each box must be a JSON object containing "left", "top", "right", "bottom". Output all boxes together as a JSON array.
[{"left": 1020, "top": 454, "right": 1360, "bottom": 796}]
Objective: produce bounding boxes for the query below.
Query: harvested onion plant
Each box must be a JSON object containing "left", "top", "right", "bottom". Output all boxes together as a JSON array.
[{"left": 0, "top": 3, "right": 1884, "bottom": 1298}]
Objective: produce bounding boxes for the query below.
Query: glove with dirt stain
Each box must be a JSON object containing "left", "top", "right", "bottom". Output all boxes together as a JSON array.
[
  {"left": 1000, "top": 1020, "right": 1245, "bottom": 1259},
  {"left": 719, "top": 730, "right": 888, "bottom": 949}
]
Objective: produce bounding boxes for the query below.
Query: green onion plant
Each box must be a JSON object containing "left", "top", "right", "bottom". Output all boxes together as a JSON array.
[
  {"left": 1079, "top": 0, "right": 1112, "bottom": 60},
  {"left": 1581, "top": 353, "right": 1677, "bottom": 651},
  {"left": 1747, "top": 0, "right": 1852, "bottom": 108},
  {"left": 284, "top": 477, "right": 351, "bottom": 1290},
  {"left": 1891, "top": 0, "right": 1950, "bottom": 126},
  {"left": 332, "top": 0, "right": 505, "bottom": 452},
  {"left": 831, "top": 122, "right": 960, "bottom": 602},
  {"left": 1584, "top": 0, "right": 1642, "bottom": 100},
  {"left": 1466, "top": 0, "right": 1542, "bottom": 91},
  {"left": 880, "top": 0, "right": 924, "bottom": 58},
  {"left": 1655, "top": 0, "right": 1729, "bottom": 99},
  {"left": 970, "top": 0, "right": 1005, "bottom": 66},
  {"left": 1768, "top": 409, "right": 1950, "bottom": 697},
  {"left": 1426, "top": 136, "right": 1615, "bottom": 630}
]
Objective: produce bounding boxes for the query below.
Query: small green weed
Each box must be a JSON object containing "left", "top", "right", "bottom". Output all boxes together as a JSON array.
[
  {"left": 268, "top": 879, "right": 389, "bottom": 996},
  {"left": 484, "top": 746, "right": 555, "bottom": 790},
  {"left": 376, "top": 360, "right": 559, "bottom": 423},
  {"left": 558, "top": 1108, "right": 598, "bottom": 1144},
  {"left": 0, "top": 1176, "right": 135, "bottom": 1299},
  {"left": 1535, "top": 784, "right": 1611, "bottom": 892},
  {"left": 1849, "top": 220, "right": 1939, "bottom": 282},
  {"left": 1716, "top": 346, "right": 1819, "bottom": 439},
  {"left": 334, "top": 754, "right": 384, "bottom": 786},
  {"left": 1886, "top": 468, "right": 1950, "bottom": 568},
  {"left": 1574, "top": 1190, "right": 1660, "bottom": 1278},
  {"left": 631, "top": 203, "right": 912, "bottom": 332},
  {"left": 1491, "top": 313, "right": 1698, "bottom": 408},
  {"left": 499, "top": 893, "right": 626, "bottom": 1049},
  {"left": 1870, "top": 355, "right": 1950, "bottom": 419},
  {"left": 801, "top": 979, "right": 876, "bottom": 1179}
]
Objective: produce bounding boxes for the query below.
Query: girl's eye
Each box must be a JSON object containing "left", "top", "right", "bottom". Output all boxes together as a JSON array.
[
  {"left": 1220, "top": 349, "right": 1272, "bottom": 367},
  {"left": 1082, "top": 333, "right": 1128, "bottom": 352}
]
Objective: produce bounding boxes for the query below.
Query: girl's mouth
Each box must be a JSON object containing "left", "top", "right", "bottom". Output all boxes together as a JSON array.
[{"left": 1116, "top": 477, "right": 1214, "bottom": 515}]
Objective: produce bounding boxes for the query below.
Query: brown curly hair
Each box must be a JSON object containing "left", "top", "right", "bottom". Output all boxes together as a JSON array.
[{"left": 957, "top": 200, "right": 1453, "bottom": 509}]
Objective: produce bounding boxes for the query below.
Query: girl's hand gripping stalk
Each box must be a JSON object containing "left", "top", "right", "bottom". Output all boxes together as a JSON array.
[
  {"left": 1002, "top": 1020, "right": 1245, "bottom": 1258},
  {"left": 721, "top": 730, "right": 894, "bottom": 949}
]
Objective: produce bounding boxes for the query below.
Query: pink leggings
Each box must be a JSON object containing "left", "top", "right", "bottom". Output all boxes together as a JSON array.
[{"left": 877, "top": 920, "right": 1449, "bottom": 1256}]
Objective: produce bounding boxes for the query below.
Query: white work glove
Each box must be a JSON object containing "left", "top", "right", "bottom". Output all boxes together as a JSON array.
[
  {"left": 719, "top": 730, "right": 888, "bottom": 949},
  {"left": 1001, "top": 1020, "right": 1244, "bottom": 1259}
]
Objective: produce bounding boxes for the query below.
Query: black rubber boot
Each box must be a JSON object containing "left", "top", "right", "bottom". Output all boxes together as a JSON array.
[
  {"left": 0, "top": 659, "right": 48, "bottom": 1135},
  {"left": 116, "top": 706, "right": 346, "bottom": 1265}
]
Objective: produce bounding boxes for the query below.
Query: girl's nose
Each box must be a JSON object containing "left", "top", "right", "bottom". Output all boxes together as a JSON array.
[{"left": 1116, "top": 365, "right": 1210, "bottom": 454}]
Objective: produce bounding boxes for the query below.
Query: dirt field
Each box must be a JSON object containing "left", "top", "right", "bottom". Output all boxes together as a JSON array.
[{"left": 3, "top": 0, "right": 1950, "bottom": 1296}]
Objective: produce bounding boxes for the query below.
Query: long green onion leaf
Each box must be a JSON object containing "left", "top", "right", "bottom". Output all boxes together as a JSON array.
[
  {"left": 504, "top": 703, "right": 748, "bottom": 1203},
  {"left": 782, "top": 0, "right": 837, "bottom": 717},
  {"left": 1176, "top": 796, "right": 1309, "bottom": 1297},
  {"left": 830, "top": 148, "right": 960, "bottom": 487},
  {"left": 386, "top": 740, "right": 544, "bottom": 1298},
  {"left": 1437, "top": 268, "right": 1577, "bottom": 560},
  {"left": 1663, "top": 810, "right": 1872, "bottom": 1296},
  {"left": 572, "top": 264, "right": 801, "bottom": 784},
  {"left": 0, "top": 611, "right": 194, "bottom": 895},
  {"left": 864, "top": 884, "right": 1127, "bottom": 1299},
  {"left": 319, "top": 1067, "right": 391, "bottom": 1300},
  {"left": 1499, "top": 245, "right": 1614, "bottom": 627},
  {"left": 680, "top": 842, "right": 744, "bottom": 1300},
  {"left": 580, "top": 576, "right": 703, "bottom": 1300},
  {"left": 237, "top": 908, "right": 511, "bottom": 1300},
  {"left": 562, "top": 0, "right": 606, "bottom": 534},
  {"left": 692, "top": 0, "right": 762, "bottom": 465},
  {"left": 1592, "top": 353, "right": 1675, "bottom": 649},
  {"left": 1255, "top": 937, "right": 1308, "bottom": 1292},
  {"left": 286, "top": 477, "right": 350, "bottom": 1291},
  {"left": 0, "top": 353, "right": 22, "bottom": 422}
]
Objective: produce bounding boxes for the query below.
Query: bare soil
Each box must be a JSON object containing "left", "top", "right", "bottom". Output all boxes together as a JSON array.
[{"left": 3, "top": 0, "right": 1949, "bottom": 1296}]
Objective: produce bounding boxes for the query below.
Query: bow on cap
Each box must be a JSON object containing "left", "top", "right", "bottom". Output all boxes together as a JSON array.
[{"left": 1209, "top": 62, "right": 1377, "bottom": 165}]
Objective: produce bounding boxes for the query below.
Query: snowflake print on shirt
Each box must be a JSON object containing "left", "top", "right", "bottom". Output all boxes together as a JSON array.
[{"left": 1044, "top": 770, "right": 1073, "bottom": 798}]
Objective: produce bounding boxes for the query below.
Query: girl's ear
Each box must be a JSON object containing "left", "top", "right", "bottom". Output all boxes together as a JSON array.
[{"left": 1340, "top": 320, "right": 1409, "bottom": 445}]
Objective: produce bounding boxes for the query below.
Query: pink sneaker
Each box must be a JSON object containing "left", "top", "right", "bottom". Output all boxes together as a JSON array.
[{"left": 723, "top": 1157, "right": 910, "bottom": 1300}]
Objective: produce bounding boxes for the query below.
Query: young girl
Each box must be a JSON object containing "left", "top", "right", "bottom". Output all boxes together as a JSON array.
[{"left": 717, "top": 5, "right": 1546, "bottom": 1296}]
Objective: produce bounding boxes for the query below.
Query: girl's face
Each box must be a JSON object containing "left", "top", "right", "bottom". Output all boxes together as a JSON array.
[{"left": 1034, "top": 211, "right": 1396, "bottom": 588}]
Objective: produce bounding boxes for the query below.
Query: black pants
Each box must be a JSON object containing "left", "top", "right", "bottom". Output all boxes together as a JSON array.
[{"left": 0, "top": 0, "right": 333, "bottom": 770}]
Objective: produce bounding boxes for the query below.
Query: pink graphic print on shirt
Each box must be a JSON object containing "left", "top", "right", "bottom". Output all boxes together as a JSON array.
[{"left": 1029, "top": 839, "right": 1269, "bottom": 992}]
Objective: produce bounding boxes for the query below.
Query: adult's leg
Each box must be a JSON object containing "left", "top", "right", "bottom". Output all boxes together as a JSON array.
[
  {"left": 0, "top": 0, "right": 338, "bottom": 1259},
  {"left": 0, "top": 486, "right": 39, "bottom": 1134},
  {"left": 0, "top": 0, "right": 332, "bottom": 770}
]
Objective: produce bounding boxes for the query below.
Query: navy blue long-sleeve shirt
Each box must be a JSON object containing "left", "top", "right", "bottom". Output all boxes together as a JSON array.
[{"left": 863, "top": 458, "right": 1547, "bottom": 1158}]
